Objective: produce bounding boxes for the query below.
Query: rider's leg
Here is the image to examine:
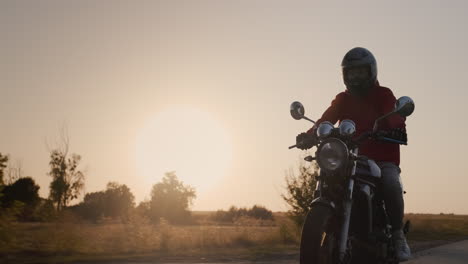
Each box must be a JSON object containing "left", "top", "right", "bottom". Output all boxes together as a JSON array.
[
  {"left": 377, "top": 162, "right": 411, "bottom": 261},
  {"left": 378, "top": 162, "right": 404, "bottom": 231}
]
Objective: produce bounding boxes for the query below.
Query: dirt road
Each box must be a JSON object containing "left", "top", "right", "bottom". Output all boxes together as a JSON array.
[
  {"left": 70, "top": 240, "right": 468, "bottom": 264},
  {"left": 406, "top": 239, "right": 468, "bottom": 264},
  {"left": 159, "top": 240, "right": 468, "bottom": 264}
]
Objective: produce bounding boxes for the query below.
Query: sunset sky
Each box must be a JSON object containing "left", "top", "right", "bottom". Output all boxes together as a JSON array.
[{"left": 1, "top": 1, "right": 467, "bottom": 213}]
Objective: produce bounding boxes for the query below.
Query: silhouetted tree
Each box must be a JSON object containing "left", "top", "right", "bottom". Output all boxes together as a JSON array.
[
  {"left": 0, "top": 153, "right": 8, "bottom": 208},
  {"left": 35, "top": 199, "right": 57, "bottom": 222},
  {"left": 0, "top": 153, "right": 8, "bottom": 186},
  {"left": 149, "top": 172, "right": 196, "bottom": 224},
  {"left": 248, "top": 205, "right": 274, "bottom": 220},
  {"left": 135, "top": 200, "right": 151, "bottom": 219},
  {"left": 2, "top": 177, "right": 40, "bottom": 207},
  {"left": 103, "top": 182, "right": 135, "bottom": 219},
  {"left": 47, "top": 125, "right": 85, "bottom": 211},
  {"left": 1, "top": 177, "right": 41, "bottom": 221},
  {"left": 49, "top": 151, "right": 84, "bottom": 211},
  {"left": 78, "top": 182, "right": 135, "bottom": 222},
  {"left": 282, "top": 161, "right": 318, "bottom": 226},
  {"left": 4, "top": 159, "right": 24, "bottom": 185},
  {"left": 80, "top": 191, "right": 106, "bottom": 221},
  {"left": 212, "top": 205, "right": 274, "bottom": 222}
]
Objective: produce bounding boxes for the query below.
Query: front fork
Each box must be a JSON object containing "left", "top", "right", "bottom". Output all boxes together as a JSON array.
[
  {"left": 338, "top": 178, "right": 354, "bottom": 262},
  {"left": 338, "top": 148, "right": 358, "bottom": 262}
]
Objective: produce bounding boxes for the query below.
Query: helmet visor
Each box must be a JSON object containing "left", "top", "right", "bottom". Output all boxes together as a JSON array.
[{"left": 344, "top": 65, "right": 370, "bottom": 86}]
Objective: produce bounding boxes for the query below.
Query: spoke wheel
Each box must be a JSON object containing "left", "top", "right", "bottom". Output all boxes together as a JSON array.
[
  {"left": 317, "top": 232, "right": 336, "bottom": 264},
  {"left": 300, "top": 205, "right": 337, "bottom": 264}
]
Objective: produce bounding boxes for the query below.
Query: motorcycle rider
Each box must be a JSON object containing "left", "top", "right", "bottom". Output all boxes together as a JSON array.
[{"left": 296, "top": 47, "right": 411, "bottom": 261}]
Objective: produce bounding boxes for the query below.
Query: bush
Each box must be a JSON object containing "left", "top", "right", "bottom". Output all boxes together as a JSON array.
[
  {"left": 249, "top": 205, "right": 274, "bottom": 220},
  {"left": 74, "top": 182, "right": 135, "bottom": 222},
  {"left": 282, "top": 161, "right": 318, "bottom": 226},
  {"left": 212, "top": 205, "right": 274, "bottom": 223},
  {"left": 148, "top": 172, "right": 196, "bottom": 224},
  {"left": 1, "top": 177, "right": 41, "bottom": 221},
  {"left": 35, "top": 199, "right": 58, "bottom": 222}
]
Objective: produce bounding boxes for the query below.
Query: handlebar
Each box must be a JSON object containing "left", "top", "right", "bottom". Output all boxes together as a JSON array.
[
  {"left": 354, "top": 131, "right": 372, "bottom": 144},
  {"left": 353, "top": 131, "right": 407, "bottom": 145},
  {"left": 289, "top": 131, "right": 407, "bottom": 149},
  {"left": 380, "top": 136, "right": 407, "bottom": 145}
]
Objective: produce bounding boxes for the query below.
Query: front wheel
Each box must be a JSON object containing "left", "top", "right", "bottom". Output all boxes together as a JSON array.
[{"left": 300, "top": 205, "right": 336, "bottom": 264}]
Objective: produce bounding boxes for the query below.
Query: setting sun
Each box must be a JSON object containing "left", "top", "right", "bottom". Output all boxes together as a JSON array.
[{"left": 135, "top": 106, "right": 233, "bottom": 192}]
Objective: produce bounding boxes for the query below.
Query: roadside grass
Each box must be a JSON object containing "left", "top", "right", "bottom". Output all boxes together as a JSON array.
[
  {"left": 1, "top": 213, "right": 468, "bottom": 263},
  {"left": 405, "top": 213, "right": 468, "bottom": 241},
  {"left": 0, "top": 213, "right": 300, "bottom": 263}
]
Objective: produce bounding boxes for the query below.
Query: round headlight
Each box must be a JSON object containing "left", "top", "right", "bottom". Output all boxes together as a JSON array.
[
  {"left": 317, "top": 121, "right": 334, "bottom": 139},
  {"left": 317, "top": 138, "right": 349, "bottom": 172},
  {"left": 339, "top": 119, "right": 356, "bottom": 137}
]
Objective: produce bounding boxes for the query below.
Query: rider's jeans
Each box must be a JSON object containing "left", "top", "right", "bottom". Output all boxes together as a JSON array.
[{"left": 376, "top": 162, "right": 404, "bottom": 231}]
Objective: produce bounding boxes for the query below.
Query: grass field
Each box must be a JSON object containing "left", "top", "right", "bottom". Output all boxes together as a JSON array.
[{"left": 1, "top": 212, "right": 468, "bottom": 263}]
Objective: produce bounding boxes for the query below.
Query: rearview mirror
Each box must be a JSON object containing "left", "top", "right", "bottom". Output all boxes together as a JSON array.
[
  {"left": 290, "top": 101, "right": 305, "bottom": 120},
  {"left": 394, "top": 96, "right": 415, "bottom": 117},
  {"left": 289, "top": 101, "right": 316, "bottom": 124},
  {"left": 373, "top": 96, "right": 415, "bottom": 132}
]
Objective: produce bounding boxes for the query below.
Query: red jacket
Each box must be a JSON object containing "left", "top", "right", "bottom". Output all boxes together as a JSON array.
[{"left": 308, "top": 82, "right": 406, "bottom": 165}]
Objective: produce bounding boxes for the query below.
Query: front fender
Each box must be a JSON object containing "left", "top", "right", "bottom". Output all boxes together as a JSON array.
[{"left": 311, "top": 197, "right": 336, "bottom": 211}]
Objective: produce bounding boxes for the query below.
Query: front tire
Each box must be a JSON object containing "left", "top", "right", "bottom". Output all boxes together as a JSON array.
[{"left": 300, "top": 205, "right": 336, "bottom": 264}]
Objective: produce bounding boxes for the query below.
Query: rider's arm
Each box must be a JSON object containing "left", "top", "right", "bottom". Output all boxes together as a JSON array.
[
  {"left": 307, "top": 93, "right": 344, "bottom": 134},
  {"left": 379, "top": 87, "right": 406, "bottom": 130}
]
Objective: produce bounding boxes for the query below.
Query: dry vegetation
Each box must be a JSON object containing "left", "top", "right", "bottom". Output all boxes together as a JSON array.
[
  {"left": 1, "top": 212, "right": 468, "bottom": 263},
  {"left": 402, "top": 213, "right": 468, "bottom": 252},
  {"left": 0, "top": 212, "right": 299, "bottom": 263}
]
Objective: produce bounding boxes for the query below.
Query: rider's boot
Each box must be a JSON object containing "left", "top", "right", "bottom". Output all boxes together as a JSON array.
[{"left": 392, "top": 229, "right": 411, "bottom": 261}]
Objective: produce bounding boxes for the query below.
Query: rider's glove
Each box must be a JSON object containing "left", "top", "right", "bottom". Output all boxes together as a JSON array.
[
  {"left": 378, "top": 128, "right": 407, "bottom": 142},
  {"left": 391, "top": 128, "right": 407, "bottom": 142},
  {"left": 296, "top": 132, "right": 317, "bottom": 150}
]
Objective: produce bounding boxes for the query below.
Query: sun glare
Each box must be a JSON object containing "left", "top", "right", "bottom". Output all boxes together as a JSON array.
[{"left": 135, "top": 106, "right": 233, "bottom": 192}]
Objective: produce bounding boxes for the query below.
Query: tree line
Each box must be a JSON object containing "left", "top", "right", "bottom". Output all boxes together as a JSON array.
[
  {"left": 1, "top": 134, "right": 315, "bottom": 226},
  {"left": 0, "top": 149, "right": 196, "bottom": 224},
  {"left": 1, "top": 148, "right": 276, "bottom": 225}
]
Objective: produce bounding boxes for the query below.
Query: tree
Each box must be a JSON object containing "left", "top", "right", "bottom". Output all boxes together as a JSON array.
[
  {"left": 2, "top": 177, "right": 40, "bottom": 207},
  {"left": 78, "top": 182, "right": 135, "bottom": 222},
  {"left": 0, "top": 153, "right": 8, "bottom": 207},
  {"left": 103, "top": 182, "right": 135, "bottom": 219},
  {"left": 212, "top": 205, "right": 274, "bottom": 223},
  {"left": 47, "top": 127, "right": 85, "bottom": 211},
  {"left": 80, "top": 191, "right": 106, "bottom": 221},
  {"left": 149, "top": 172, "right": 196, "bottom": 224},
  {"left": 135, "top": 200, "right": 151, "bottom": 219},
  {"left": 4, "top": 159, "right": 24, "bottom": 185},
  {"left": 0, "top": 153, "right": 8, "bottom": 186},
  {"left": 248, "top": 205, "right": 274, "bottom": 220},
  {"left": 1, "top": 177, "right": 41, "bottom": 221},
  {"left": 282, "top": 161, "right": 318, "bottom": 225}
]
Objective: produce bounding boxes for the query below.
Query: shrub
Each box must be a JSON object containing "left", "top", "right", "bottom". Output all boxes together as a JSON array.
[
  {"left": 149, "top": 172, "right": 196, "bottom": 224},
  {"left": 212, "top": 205, "right": 274, "bottom": 223},
  {"left": 282, "top": 161, "right": 318, "bottom": 226}
]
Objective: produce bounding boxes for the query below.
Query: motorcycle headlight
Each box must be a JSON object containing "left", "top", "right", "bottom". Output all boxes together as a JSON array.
[
  {"left": 317, "top": 121, "right": 334, "bottom": 139},
  {"left": 317, "top": 138, "right": 349, "bottom": 172},
  {"left": 339, "top": 119, "right": 356, "bottom": 137}
]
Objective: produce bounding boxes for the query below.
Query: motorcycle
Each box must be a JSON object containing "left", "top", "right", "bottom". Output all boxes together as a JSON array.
[{"left": 289, "top": 96, "right": 415, "bottom": 264}]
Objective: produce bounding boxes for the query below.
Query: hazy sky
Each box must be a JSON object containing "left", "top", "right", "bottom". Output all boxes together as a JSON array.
[{"left": 1, "top": 0, "right": 468, "bottom": 213}]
